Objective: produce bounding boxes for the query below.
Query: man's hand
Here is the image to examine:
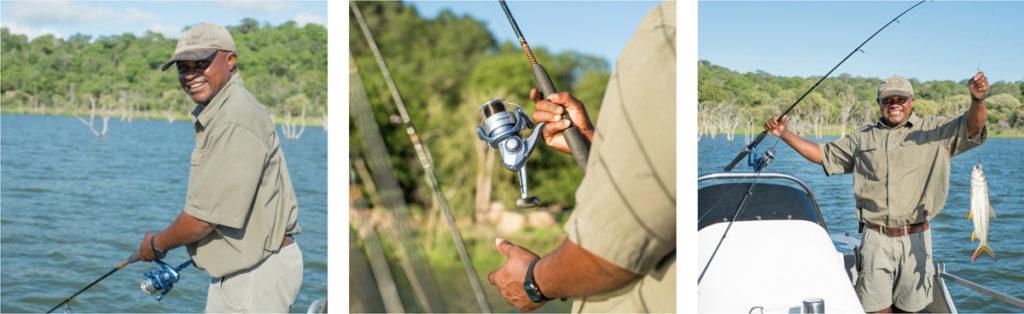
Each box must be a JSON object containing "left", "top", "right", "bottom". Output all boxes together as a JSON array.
[
  {"left": 530, "top": 89, "right": 595, "bottom": 154},
  {"left": 488, "top": 238, "right": 544, "bottom": 312},
  {"left": 969, "top": 71, "right": 990, "bottom": 102},
  {"left": 764, "top": 115, "right": 789, "bottom": 137},
  {"left": 138, "top": 232, "right": 165, "bottom": 262}
]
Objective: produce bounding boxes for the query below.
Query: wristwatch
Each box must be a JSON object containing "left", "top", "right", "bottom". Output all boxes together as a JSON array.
[
  {"left": 524, "top": 258, "right": 552, "bottom": 303},
  {"left": 150, "top": 233, "right": 165, "bottom": 258}
]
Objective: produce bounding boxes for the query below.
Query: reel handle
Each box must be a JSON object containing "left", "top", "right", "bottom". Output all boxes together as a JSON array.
[{"left": 533, "top": 64, "right": 590, "bottom": 173}]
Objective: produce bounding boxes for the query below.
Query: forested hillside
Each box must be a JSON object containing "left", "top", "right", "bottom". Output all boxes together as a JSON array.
[
  {"left": 698, "top": 60, "right": 1024, "bottom": 140},
  {"left": 1, "top": 19, "right": 326, "bottom": 123}
]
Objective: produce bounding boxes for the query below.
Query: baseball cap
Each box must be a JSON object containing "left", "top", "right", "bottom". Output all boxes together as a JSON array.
[
  {"left": 161, "top": 23, "right": 236, "bottom": 71},
  {"left": 877, "top": 75, "right": 914, "bottom": 101}
]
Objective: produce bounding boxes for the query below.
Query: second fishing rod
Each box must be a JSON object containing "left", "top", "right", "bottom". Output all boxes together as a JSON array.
[{"left": 723, "top": 0, "right": 927, "bottom": 172}]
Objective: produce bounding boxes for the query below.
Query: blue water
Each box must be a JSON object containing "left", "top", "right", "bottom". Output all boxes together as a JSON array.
[
  {"left": 1, "top": 114, "right": 326, "bottom": 313},
  {"left": 699, "top": 134, "right": 1024, "bottom": 313}
]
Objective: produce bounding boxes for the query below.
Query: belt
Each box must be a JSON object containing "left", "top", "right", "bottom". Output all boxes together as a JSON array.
[
  {"left": 864, "top": 221, "right": 929, "bottom": 237},
  {"left": 282, "top": 235, "right": 295, "bottom": 248}
]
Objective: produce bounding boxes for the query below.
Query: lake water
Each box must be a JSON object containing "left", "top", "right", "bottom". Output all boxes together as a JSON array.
[
  {"left": 699, "top": 134, "right": 1024, "bottom": 313},
  {"left": 1, "top": 114, "right": 327, "bottom": 313}
]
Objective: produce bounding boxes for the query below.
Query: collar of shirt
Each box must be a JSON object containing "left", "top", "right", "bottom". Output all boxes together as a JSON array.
[
  {"left": 190, "top": 72, "right": 243, "bottom": 128},
  {"left": 874, "top": 112, "right": 921, "bottom": 130}
]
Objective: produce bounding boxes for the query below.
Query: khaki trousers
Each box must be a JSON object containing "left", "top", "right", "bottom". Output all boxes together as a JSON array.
[
  {"left": 205, "top": 243, "right": 303, "bottom": 313},
  {"left": 855, "top": 228, "right": 933, "bottom": 312}
]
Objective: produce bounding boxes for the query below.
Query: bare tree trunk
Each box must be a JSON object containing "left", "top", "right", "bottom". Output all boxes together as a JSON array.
[{"left": 474, "top": 140, "right": 496, "bottom": 222}]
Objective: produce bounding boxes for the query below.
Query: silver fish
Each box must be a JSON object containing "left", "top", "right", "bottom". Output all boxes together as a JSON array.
[{"left": 968, "top": 163, "right": 996, "bottom": 262}]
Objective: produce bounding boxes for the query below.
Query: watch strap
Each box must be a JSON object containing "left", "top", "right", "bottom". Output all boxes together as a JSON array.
[
  {"left": 525, "top": 258, "right": 552, "bottom": 302},
  {"left": 150, "top": 232, "right": 165, "bottom": 258}
]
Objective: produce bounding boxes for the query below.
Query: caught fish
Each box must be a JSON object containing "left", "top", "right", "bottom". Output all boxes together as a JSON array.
[{"left": 967, "top": 163, "right": 996, "bottom": 262}]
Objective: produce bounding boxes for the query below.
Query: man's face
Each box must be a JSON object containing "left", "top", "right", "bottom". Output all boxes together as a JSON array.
[
  {"left": 177, "top": 51, "right": 235, "bottom": 104},
  {"left": 878, "top": 96, "right": 913, "bottom": 126}
]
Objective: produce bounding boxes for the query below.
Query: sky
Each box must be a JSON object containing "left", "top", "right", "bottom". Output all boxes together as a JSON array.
[
  {"left": 700, "top": 1, "right": 1023, "bottom": 83},
  {"left": 0, "top": 1, "right": 326, "bottom": 39},
  {"left": 410, "top": 1, "right": 660, "bottom": 66}
]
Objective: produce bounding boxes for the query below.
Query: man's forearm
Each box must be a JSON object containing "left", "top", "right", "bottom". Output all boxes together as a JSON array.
[
  {"left": 966, "top": 98, "right": 986, "bottom": 137},
  {"left": 780, "top": 132, "right": 823, "bottom": 164},
  {"left": 154, "top": 211, "right": 215, "bottom": 252},
  {"left": 532, "top": 239, "right": 640, "bottom": 299}
]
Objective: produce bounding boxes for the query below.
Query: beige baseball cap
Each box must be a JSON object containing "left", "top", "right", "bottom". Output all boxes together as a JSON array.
[
  {"left": 161, "top": 23, "right": 236, "bottom": 71},
  {"left": 877, "top": 75, "right": 914, "bottom": 101}
]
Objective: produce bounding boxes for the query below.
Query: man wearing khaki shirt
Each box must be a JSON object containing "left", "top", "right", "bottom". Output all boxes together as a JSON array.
[
  {"left": 764, "top": 72, "right": 990, "bottom": 312},
  {"left": 136, "top": 23, "right": 302, "bottom": 312},
  {"left": 488, "top": 2, "right": 675, "bottom": 312}
]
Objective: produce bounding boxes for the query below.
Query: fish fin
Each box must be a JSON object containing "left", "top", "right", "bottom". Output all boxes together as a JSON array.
[
  {"left": 989, "top": 204, "right": 996, "bottom": 219},
  {"left": 971, "top": 231, "right": 976, "bottom": 241},
  {"left": 967, "top": 208, "right": 973, "bottom": 220},
  {"left": 971, "top": 244, "right": 995, "bottom": 262}
]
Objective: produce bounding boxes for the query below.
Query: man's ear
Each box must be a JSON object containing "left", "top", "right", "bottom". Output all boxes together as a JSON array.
[{"left": 226, "top": 52, "right": 238, "bottom": 72}]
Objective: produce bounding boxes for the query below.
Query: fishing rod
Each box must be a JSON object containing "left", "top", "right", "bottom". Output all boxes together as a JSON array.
[
  {"left": 498, "top": 0, "right": 590, "bottom": 173},
  {"left": 702, "top": 0, "right": 928, "bottom": 284},
  {"left": 723, "top": 0, "right": 927, "bottom": 172},
  {"left": 351, "top": 2, "right": 492, "bottom": 312},
  {"left": 47, "top": 253, "right": 139, "bottom": 313}
]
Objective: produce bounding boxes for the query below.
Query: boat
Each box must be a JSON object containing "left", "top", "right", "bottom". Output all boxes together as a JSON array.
[{"left": 697, "top": 172, "right": 957, "bottom": 313}]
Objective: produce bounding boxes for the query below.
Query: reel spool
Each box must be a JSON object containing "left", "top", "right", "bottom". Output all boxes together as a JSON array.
[
  {"left": 476, "top": 99, "right": 545, "bottom": 208},
  {"left": 140, "top": 259, "right": 193, "bottom": 301}
]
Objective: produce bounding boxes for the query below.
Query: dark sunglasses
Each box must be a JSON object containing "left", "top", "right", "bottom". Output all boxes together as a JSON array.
[
  {"left": 880, "top": 97, "right": 910, "bottom": 106},
  {"left": 176, "top": 52, "right": 219, "bottom": 74}
]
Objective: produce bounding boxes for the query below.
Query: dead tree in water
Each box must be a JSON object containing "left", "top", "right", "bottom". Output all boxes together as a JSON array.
[
  {"left": 77, "top": 96, "right": 110, "bottom": 137},
  {"left": 838, "top": 91, "right": 857, "bottom": 138},
  {"left": 281, "top": 106, "right": 307, "bottom": 141}
]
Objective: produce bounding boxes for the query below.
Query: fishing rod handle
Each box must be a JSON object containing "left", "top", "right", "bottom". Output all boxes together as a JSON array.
[
  {"left": 533, "top": 64, "right": 590, "bottom": 172},
  {"left": 118, "top": 252, "right": 140, "bottom": 269},
  {"left": 723, "top": 131, "right": 768, "bottom": 172}
]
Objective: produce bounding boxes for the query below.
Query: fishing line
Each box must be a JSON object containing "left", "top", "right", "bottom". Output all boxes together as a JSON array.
[
  {"left": 351, "top": 3, "right": 492, "bottom": 312},
  {"left": 976, "top": 3, "right": 997, "bottom": 71}
]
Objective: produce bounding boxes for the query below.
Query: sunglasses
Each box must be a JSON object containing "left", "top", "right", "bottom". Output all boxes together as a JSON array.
[
  {"left": 880, "top": 97, "right": 910, "bottom": 106},
  {"left": 176, "top": 52, "right": 219, "bottom": 74}
]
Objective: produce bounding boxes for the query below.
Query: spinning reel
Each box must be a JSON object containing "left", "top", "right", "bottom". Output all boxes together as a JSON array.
[
  {"left": 476, "top": 99, "right": 546, "bottom": 208},
  {"left": 140, "top": 259, "right": 194, "bottom": 301}
]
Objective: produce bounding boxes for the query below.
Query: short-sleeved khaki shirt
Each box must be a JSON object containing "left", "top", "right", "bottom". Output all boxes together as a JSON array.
[
  {"left": 562, "top": 1, "right": 676, "bottom": 312},
  {"left": 819, "top": 112, "right": 986, "bottom": 227},
  {"left": 185, "top": 73, "right": 300, "bottom": 278}
]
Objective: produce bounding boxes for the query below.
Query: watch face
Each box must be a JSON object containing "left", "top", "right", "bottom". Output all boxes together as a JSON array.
[{"left": 524, "top": 282, "right": 543, "bottom": 302}]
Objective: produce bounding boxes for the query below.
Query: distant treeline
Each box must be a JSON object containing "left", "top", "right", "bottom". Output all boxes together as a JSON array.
[
  {"left": 350, "top": 2, "right": 612, "bottom": 212},
  {"left": 1, "top": 19, "right": 326, "bottom": 121},
  {"left": 698, "top": 60, "right": 1024, "bottom": 140}
]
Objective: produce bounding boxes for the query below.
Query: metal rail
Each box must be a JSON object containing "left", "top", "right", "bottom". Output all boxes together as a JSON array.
[{"left": 938, "top": 263, "right": 1024, "bottom": 309}]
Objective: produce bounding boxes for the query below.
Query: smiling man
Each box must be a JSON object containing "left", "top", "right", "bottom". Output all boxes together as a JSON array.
[
  {"left": 136, "top": 23, "right": 302, "bottom": 312},
  {"left": 764, "top": 72, "right": 990, "bottom": 313}
]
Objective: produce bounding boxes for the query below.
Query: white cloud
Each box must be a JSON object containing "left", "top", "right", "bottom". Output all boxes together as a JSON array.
[
  {"left": 215, "top": 1, "right": 287, "bottom": 14},
  {"left": 1, "top": 21, "right": 64, "bottom": 40},
  {"left": 292, "top": 13, "right": 325, "bottom": 26},
  {"left": 146, "top": 24, "right": 182, "bottom": 39},
  {"left": 4, "top": 0, "right": 154, "bottom": 26}
]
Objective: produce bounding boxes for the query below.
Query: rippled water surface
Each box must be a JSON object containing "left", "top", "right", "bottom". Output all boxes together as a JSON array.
[
  {"left": 699, "top": 134, "right": 1024, "bottom": 313},
  {"left": 1, "top": 114, "right": 326, "bottom": 313}
]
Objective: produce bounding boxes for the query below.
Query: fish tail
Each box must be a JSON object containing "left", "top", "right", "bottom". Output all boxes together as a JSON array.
[{"left": 971, "top": 244, "right": 995, "bottom": 262}]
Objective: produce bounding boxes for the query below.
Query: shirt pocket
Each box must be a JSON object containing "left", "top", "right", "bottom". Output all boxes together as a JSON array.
[
  {"left": 855, "top": 143, "right": 882, "bottom": 181},
  {"left": 899, "top": 133, "right": 936, "bottom": 176}
]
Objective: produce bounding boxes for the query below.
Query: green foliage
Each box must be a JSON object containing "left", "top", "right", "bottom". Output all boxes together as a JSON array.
[
  {"left": 350, "top": 2, "right": 612, "bottom": 216},
  {"left": 1, "top": 21, "right": 326, "bottom": 118},
  {"left": 699, "top": 60, "right": 1024, "bottom": 135}
]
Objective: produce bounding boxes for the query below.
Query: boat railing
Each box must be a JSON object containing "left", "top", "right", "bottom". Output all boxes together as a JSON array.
[{"left": 938, "top": 263, "right": 1024, "bottom": 309}]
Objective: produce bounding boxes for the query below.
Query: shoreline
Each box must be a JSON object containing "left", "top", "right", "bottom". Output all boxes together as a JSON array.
[{"left": 1, "top": 109, "right": 325, "bottom": 127}]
